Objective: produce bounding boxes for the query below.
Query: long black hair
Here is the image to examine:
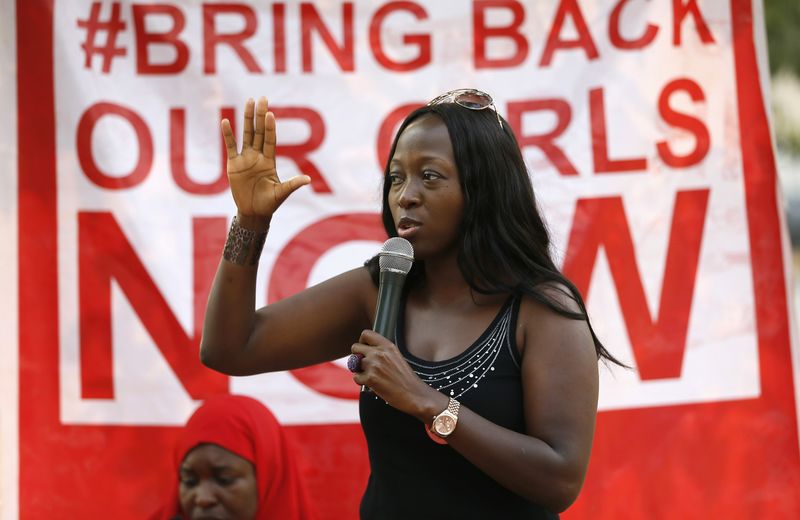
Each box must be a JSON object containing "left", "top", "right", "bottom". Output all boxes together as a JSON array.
[{"left": 367, "top": 101, "right": 623, "bottom": 366}]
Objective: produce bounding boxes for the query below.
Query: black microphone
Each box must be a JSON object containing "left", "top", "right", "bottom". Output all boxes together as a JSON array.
[
  {"left": 373, "top": 237, "right": 414, "bottom": 341},
  {"left": 358, "top": 237, "right": 414, "bottom": 391}
]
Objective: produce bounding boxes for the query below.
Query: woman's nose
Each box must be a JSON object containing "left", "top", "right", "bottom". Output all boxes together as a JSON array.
[
  {"left": 397, "top": 180, "right": 421, "bottom": 208},
  {"left": 194, "top": 482, "right": 219, "bottom": 508}
]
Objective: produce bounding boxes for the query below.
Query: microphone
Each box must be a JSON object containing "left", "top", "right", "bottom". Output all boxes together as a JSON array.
[
  {"left": 352, "top": 237, "right": 414, "bottom": 385},
  {"left": 373, "top": 237, "right": 414, "bottom": 341}
]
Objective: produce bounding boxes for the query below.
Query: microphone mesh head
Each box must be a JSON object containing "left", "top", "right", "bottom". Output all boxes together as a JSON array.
[{"left": 378, "top": 237, "right": 414, "bottom": 274}]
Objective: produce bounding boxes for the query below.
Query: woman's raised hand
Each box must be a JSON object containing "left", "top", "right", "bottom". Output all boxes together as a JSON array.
[{"left": 221, "top": 97, "right": 310, "bottom": 219}]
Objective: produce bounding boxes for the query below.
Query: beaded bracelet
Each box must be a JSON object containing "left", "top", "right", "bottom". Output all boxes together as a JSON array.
[{"left": 223, "top": 215, "right": 268, "bottom": 266}]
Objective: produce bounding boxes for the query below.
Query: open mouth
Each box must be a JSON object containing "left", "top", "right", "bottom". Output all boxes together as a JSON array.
[{"left": 397, "top": 217, "right": 421, "bottom": 238}]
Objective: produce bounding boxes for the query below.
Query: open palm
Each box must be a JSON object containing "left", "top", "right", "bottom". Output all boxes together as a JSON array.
[{"left": 222, "top": 97, "right": 310, "bottom": 218}]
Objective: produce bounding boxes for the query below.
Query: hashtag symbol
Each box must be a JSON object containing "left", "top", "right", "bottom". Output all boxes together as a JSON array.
[{"left": 77, "top": 2, "right": 127, "bottom": 73}]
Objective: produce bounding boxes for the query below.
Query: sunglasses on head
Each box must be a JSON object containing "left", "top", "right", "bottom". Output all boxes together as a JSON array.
[{"left": 427, "top": 88, "right": 503, "bottom": 129}]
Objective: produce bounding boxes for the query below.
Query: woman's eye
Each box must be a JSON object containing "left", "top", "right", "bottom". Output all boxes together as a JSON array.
[
  {"left": 388, "top": 173, "right": 403, "bottom": 185},
  {"left": 422, "top": 170, "right": 441, "bottom": 181},
  {"left": 179, "top": 475, "right": 197, "bottom": 487},
  {"left": 216, "top": 475, "right": 236, "bottom": 486}
]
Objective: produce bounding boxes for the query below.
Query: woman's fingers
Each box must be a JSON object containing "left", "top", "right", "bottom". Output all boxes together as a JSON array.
[
  {"left": 351, "top": 342, "right": 371, "bottom": 357},
  {"left": 221, "top": 119, "right": 238, "bottom": 160},
  {"left": 351, "top": 345, "right": 373, "bottom": 387},
  {"left": 242, "top": 98, "right": 255, "bottom": 149},
  {"left": 353, "top": 372, "right": 369, "bottom": 387},
  {"left": 277, "top": 175, "right": 311, "bottom": 202},
  {"left": 359, "top": 329, "right": 390, "bottom": 346},
  {"left": 263, "top": 111, "right": 277, "bottom": 160},
  {"left": 252, "top": 97, "right": 268, "bottom": 151},
  {"left": 250, "top": 175, "right": 309, "bottom": 216}
]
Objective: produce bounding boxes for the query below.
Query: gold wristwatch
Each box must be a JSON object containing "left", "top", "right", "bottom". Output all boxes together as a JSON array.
[{"left": 430, "top": 397, "right": 460, "bottom": 440}]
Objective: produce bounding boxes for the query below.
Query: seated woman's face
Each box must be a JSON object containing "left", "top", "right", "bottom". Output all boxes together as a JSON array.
[{"left": 179, "top": 443, "right": 258, "bottom": 520}]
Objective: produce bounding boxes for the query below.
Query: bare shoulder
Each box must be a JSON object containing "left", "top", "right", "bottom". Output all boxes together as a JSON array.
[
  {"left": 309, "top": 264, "right": 377, "bottom": 295},
  {"left": 329, "top": 265, "right": 379, "bottom": 319},
  {"left": 516, "top": 283, "right": 596, "bottom": 363},
  {"left": 531, "top": 281, "right": 583, "bottom": 314}
]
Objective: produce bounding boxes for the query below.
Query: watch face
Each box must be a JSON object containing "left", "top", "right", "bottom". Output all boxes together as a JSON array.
[{"left": 434, "top": 415, "right": 456, "bottom": 435}]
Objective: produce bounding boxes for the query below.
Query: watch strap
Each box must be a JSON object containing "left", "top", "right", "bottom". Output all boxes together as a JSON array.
[
  {"left": 446, "top": 397, "right": 460, "bottom": 417},
  {"left": 425, "top": 422, "right": 449, "bottom": 445}
]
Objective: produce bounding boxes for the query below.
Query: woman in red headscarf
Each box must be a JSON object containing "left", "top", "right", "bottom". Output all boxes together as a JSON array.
[{"left": 155, "top": 394, "right": 316, "bottom": 520}]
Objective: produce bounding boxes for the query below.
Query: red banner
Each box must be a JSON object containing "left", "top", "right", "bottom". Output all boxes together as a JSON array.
[{"left": 5, "top": 0, "right": 800, "bottom": 518}]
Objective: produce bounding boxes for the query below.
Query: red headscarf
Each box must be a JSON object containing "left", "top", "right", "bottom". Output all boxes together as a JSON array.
[{"left": 156, "top": 394, "right": 316, "bottom": 520}]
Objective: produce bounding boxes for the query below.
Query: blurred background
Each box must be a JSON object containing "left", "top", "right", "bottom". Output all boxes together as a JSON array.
[{"left": 767, "top": 0, "right": 800, "bottom": 286}]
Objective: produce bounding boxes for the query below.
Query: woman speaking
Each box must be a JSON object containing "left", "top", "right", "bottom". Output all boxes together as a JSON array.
[{"left": 201, "top": 90, "right": 622, "bottom": 519}]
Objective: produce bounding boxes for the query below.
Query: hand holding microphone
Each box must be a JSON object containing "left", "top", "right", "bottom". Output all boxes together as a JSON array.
[
  {"left": 348, "top": 237, "right": 414, "bottom": 374},
  {"left": 349, "top": 237, "right": 441, "bottom": 414}
]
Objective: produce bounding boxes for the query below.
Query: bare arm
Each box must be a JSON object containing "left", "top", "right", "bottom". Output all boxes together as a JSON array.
[
  {"left": 442, "top": 296, "right": 598, "bottom": 511},
  {"left": 202, "top": 262, "right": 375, "bottom": 376},
  {"left": 200, "top": 97, "right": 376, "bottom": 375},
  {"left": 351, "top": 294, "right": 599, "bottom": 512}
]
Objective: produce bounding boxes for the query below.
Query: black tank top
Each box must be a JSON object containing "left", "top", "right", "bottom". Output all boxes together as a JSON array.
[{"left": 358, "top": 294, "right": 558, "bottom": 519}]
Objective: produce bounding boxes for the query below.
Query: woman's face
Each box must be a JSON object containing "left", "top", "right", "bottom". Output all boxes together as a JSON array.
[
  {"left": 388, "top": 114, "right": 465, "bottom": 261},
  {"left": 179, "top": 443, "right": 258, "bottom": 520}
]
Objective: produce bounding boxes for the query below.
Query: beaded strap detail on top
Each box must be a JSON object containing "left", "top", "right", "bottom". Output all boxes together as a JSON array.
[{"left": 400, "top": 297, "right": 519, "bottom": 401}]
